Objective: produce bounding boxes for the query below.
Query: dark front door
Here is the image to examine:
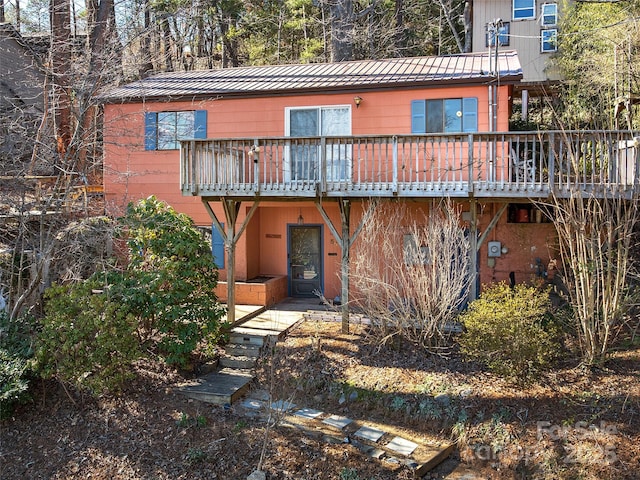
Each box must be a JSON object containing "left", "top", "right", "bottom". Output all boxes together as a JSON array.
[{"left": 289, "top": 225, "right": 322, "bottom": 297}]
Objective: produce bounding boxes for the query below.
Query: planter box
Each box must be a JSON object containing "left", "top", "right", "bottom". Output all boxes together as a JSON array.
[{"left": 215, "top": 275, "right": 288, "bottom": 306}]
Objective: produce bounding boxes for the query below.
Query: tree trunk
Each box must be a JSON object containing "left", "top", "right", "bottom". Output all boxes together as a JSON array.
[
  {"left": 50, "top": 0, "right": 71, "bottom": 160},
  {"left": 328, "top": 0, "right": 354, "bottom": 62},
  {"left": 160, "top": 15, "right": 173, "bottom": 71},
  {"left": 139, "top": 0, "right": 154, "bottom": 77},
  {"left": 463, "top": 1, "right": 472, "bottom": 53},
  {"left": 394, "top": 0, "right": 405, "bottom": 55}
]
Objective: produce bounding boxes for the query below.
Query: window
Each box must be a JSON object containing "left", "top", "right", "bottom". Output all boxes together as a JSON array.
[
  {"left": 285, "top": 106, "right": 351, "bottom": 181},
  {"left": 513, "top": 0, "right": 535, "bottom": 19},
  {"left": 541, "top": 3, "right": 557, "bottom": 26},
  {"left": 541, "top": 29, "right": 558, "bottom": 52},
  {"left": 403, "top": 234, "right": 431, "bottom": 266},
  {"left": 144, "top": 110, "right": 207, "bottom": 150},
  {"left": 486, "top": 22, "right": 510, "bottom": 47},
  {"left": 507, "top": 204, "right": 549, "bottom": 224},
  {"left": 411, "top": 98, "right": 478, "bottom": 134}
]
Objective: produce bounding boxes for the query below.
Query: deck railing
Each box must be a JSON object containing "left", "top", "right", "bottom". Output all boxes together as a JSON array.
[{"left": 181, "top": 131, "right": 640, "bottom": 199}]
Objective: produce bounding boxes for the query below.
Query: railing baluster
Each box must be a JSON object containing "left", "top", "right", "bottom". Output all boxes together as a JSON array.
[{"left": 180, "top": 131, "right": 639, "bottom": 199}]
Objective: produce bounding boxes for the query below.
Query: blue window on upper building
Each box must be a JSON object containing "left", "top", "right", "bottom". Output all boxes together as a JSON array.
[
  {"left": 541, "top": 3, "right": 558, "bottom": 26},
  {"left": 486, "top": 22, "right": 510, "bottom": 47},
  {"left": 541, "top": 29, "right": 558, "bottom": 52},
  {"left": 411, "top": 98, "right": 478, "bottom": 134},
  {"left": 513, "top": 0, "right": 535, "bottom": 20},
  {"left": 144, "top": 110, "right": 207, "bottom": 150}
]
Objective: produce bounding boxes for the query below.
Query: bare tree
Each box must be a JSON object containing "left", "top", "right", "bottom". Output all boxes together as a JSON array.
[
  {"left": 1, "top": 0, "right": 125, "bottom": 320},
  {"left": 538, "top": 187, "right": 639, "bottom": 366},
  {"left": 350, "top": 200, "right": 471, "bottom": 349}
]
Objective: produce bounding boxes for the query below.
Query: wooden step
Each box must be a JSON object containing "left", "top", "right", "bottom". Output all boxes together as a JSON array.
[
  {"left": 229, "top": 327, "right": 283, "bottom": 346},
  {"left": 225, "top": 342, "right": 262, "bottom": 357},
  {"left": 176, "top": 370, "right": 253, "bottom": 406},
  {"left": 219, "top": 354, "right": 259, "bottom": 369}
]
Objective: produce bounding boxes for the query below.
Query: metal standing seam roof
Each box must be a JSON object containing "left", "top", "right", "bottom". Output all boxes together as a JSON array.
[{"left": 100, "top": 51, "right": 522, "bottom": 102}]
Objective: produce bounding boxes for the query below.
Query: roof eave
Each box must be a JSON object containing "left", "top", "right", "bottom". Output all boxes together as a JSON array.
[{"left": 100, "top": 74, "right": 523, "bottom": 104}]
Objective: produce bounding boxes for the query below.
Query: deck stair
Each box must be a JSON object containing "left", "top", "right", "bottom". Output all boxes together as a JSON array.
[{"left": 177, "top": 306, "right": 304, "bottom": 406}]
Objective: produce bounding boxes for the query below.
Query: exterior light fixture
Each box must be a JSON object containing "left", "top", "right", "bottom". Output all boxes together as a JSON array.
[
  {"left": 297, "top": 209, "right": 304, "bottom": 225},
  {"left": 353, "top": 96, "right": 363, "bottom": 108}
]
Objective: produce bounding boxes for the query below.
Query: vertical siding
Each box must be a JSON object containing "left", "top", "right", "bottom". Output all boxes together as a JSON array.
[
  {"left": 104, "top": 83, "right": 515, "bottom": 300},
  {"left": 472, "top": 0, "right": 563, "bottom": 84},
  {"left": 246, "top": 208, "right": 261, "bottom": 280},
  {"left": 477, "top": 204, "right": 557, "bottom": 288}
]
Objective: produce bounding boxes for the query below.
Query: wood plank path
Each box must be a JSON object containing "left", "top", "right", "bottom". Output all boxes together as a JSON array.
[
  {"left": 237, "top": 392, "right": 458, "bottom": 478},
  {"left": 176, "top": 305, "right": 304, "bottom": 406}
]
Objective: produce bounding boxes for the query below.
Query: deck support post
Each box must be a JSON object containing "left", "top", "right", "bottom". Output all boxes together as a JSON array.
[
  {"left": 469, "top": 197, "right": 479, "bottom": 301},
  {"left": 202, "top": 197, "right": 260, "bottom": 325},
  {"left": 339, "top": 199, "right": 350, "bottom": 334},
  {"left": 468, "top": 200, "right": 508, "bottom": 303},
  {"left": 315, "top": 199, "right": 376, "bottom": 334}
]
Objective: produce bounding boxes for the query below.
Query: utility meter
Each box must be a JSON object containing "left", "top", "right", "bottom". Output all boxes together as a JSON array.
[{"left": 488, "top": 241, "right": 502, "bottom": 257}]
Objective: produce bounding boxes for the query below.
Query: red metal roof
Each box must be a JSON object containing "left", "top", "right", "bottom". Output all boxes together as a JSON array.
[{"left": 101, "top": 51, "right": 522, "bottom": 102}]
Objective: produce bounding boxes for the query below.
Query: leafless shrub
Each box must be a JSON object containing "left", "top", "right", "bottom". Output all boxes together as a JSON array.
[
  {"left": 537, "top": 189, "right": 639, "bottom": 366},
  {"left": 350, "top": 199, "right": 471, "bottom": 350}
]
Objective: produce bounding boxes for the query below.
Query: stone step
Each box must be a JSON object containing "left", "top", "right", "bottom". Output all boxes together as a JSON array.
[
  {"left": 225, "top": 342, "right": 262, "bottom": 357},
  {"left": 219, "top": 354, "right": 259, "bottom": 369},
  {"left": 177, "top": 369, "right": 254, "bottom": 406}
]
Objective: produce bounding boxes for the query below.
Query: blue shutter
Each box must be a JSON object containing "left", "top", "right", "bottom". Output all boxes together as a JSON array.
[
  {"left": 212, "top": 223, "right": 225, "bottom": 268},
  {"left": 411, "top": 100, "right": 426, "bottom": 134},
  {"left": 194, "top": 110, "right": 207, "bottom": 139},
  {"left": 462, "top": 98, "right": 478, "bottom": 132},
  {"left": 144, "top": 112, "right": 157, "bottom": 150}
]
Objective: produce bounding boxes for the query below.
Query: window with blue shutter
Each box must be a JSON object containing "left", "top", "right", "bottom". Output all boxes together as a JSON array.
[
  {"left": 411, "top": 100, "right": 426, "bottom": 134},
  {"left": 411, "top": 98, "right": 478, "bottom": 133},
  {"left": 462, "top": 98, "right": 478, "bottom": 132},
  {"left": 212, "top": 223, "right": 225, "bottom": 268},
  {"left": 144, "top": 112, "right": 157, "bottom": 150},
  {"left": 144, "top": 110, "right": 207, "bottom": 150}
]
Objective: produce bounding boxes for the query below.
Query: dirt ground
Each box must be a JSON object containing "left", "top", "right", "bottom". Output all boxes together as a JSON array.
[{"left": 2, "top": 318, "right": 639, "bottom": 479}]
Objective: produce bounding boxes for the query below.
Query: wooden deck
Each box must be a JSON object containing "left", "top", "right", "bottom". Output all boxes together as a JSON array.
[{"left": 181, "top": 130, "right": 640, "bottom": 200}]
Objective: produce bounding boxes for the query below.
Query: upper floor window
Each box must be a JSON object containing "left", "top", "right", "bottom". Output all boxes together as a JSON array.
[
  {"left": 285, "top": 105, "right": 351, "bottom": 181},
  {"left": 541, "top": 3, "right": 558, "bottom": 26},
  {"left": 513, "top": 0, "right": 535, "bottom": 20},
  {"left": 411, "top": 98, "right": 478, "bottom": 134},
  {"left": 486, "top": 22, "right": 510, "bottom": 47},
  {"left": 541, "top": 29, "right": 558, "bottom": 52},
  {"left": 144, "top": 110, "right": 207, "bottom": 150}
]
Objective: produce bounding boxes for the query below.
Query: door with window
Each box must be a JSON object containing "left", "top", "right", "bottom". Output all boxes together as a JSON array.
[
  {"left": 286, "top": 106, "right": 351, "bottom": 182},
  {"left": 288, "top": 225, "right": 322, "bottom": 297}
]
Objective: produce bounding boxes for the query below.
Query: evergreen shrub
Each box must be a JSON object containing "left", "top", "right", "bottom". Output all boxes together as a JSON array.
[{"left": 459, "top": 282, "right": 560, "bottom": 384}]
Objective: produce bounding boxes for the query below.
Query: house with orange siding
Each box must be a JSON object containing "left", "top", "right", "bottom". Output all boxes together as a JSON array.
[{"left": 100, "top": 51, "right": 638, "bottom": 324}]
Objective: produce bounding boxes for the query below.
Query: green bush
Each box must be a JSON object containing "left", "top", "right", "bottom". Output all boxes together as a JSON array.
[
  {"left": 37, "top": 280, "right": 142, "bottom": 395},
  {"left": 0, "top": 311, "right": 37, "bottom": 418},
  {"left": 459, "top": 282, "right": 560, "bottom": 384},
  {"left": 35, "top": 196, "right": 227, "bottom": 397},
  {"left": 116, "top": 196, "right": 227, "bottom": 367}
]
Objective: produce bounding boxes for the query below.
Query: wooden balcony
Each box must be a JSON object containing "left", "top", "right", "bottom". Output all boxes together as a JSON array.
[{"left": 181, "top": 131, "right": 640, "bottom": 200}]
